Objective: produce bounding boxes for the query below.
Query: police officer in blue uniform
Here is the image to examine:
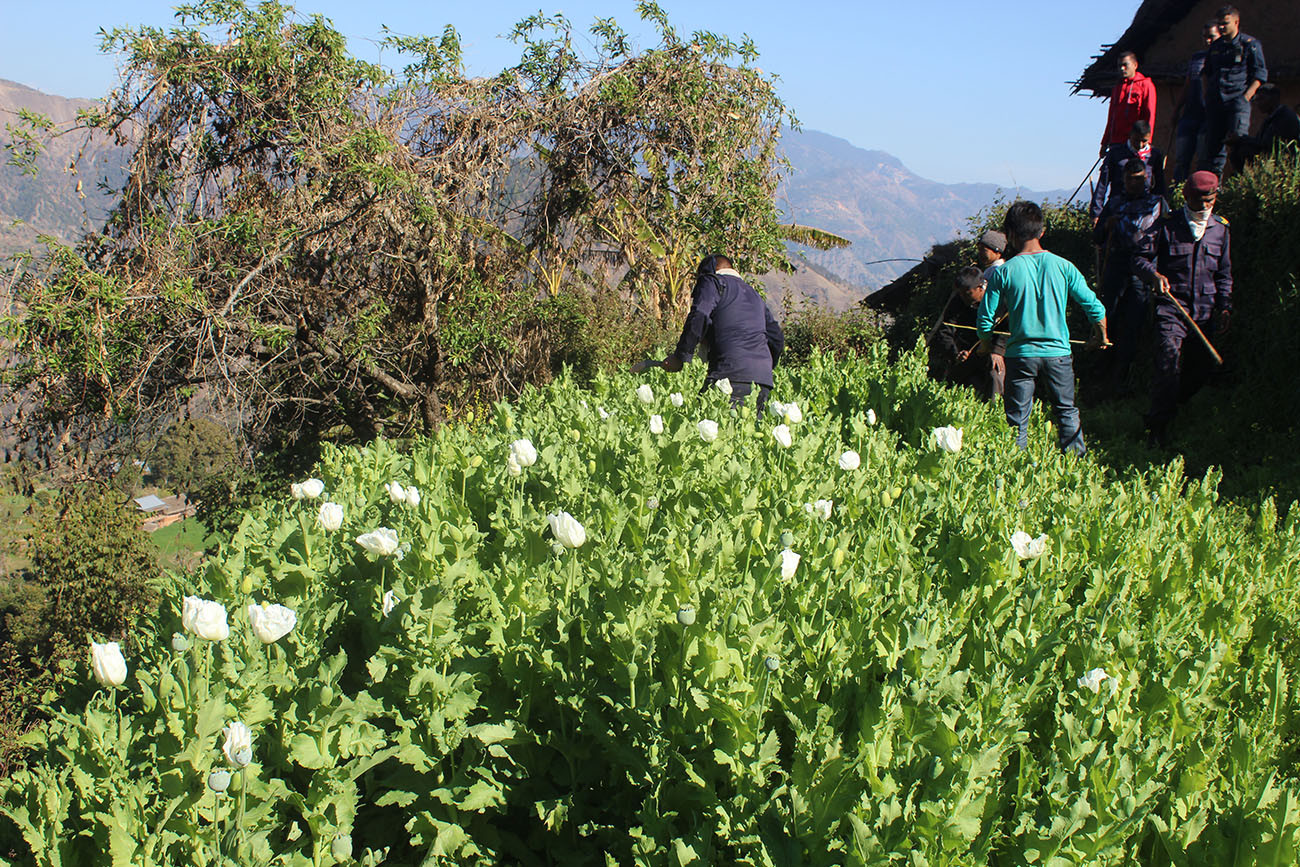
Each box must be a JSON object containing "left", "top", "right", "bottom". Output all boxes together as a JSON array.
[
  {"left": 1093, "top": 158, "right": 1167, "bottom": 394},
  {"left": 661, "top": 254, "right": 784, "bottom": 411},
  {"left": 1135, "top": 172, "right": 1231, "bottom": 446},
  {"left": 1200, "top": 4, "right": 1267, "bottom": 176}
]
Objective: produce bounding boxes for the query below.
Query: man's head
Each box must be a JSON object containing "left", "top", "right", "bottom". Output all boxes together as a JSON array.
[
  {"left": 1255, "top": 83, "right": 1281, "bottom": 114},
  {"left": 1184, "top": 171, "right": 1219, "bottom": 213},
  {"left": 696, "top": 254, "right": 733, "bottom": 275},
  {"left": 976, "top": 230, "right": 1005, "bottom": 267},
  {"left": 1122, "top": 158, "right": 1150, "bottom": 198},
  {"left": 1128, "top": 119, "right": 1152, "bottom": 152},
  {"left": 1118, "top": 51, "right": 1139, "bottom": 80},
  {"left": 1203, "top": 20, "right": 1221, "bottom": 45},
  {"left": 1003, "top": 201, "right": 1045, "bottom": 249},
  {"left": 955, "top": 266, "right": 985, "bottom": 307},
  {"left": 1215, "top": 5, "right": 1240, "bottom": 39}
]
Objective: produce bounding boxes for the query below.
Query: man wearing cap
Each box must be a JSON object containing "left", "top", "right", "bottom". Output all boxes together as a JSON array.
[
  {"left": 660, "top": 254, "right": 784, "bottom": 411},
  {"left": 1200, "top": 4, "right": 1266, "bottom": 176},
  {"left": 1134, "top": 171, "right": 1232, "bottom": 447},
  {"left": 977, "top": 230, "right": 1006, "bottom": 281}
]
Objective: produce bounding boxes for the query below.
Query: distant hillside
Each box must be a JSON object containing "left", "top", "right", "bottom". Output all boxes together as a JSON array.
[
  {"left": 0, "top": 80, "right": 1064, "bottom": 310},
  {"left": 0, "top": 79, "right": 124, "bottom": 257},
  {"left": 778, "top": 129, "right": 1067, "bottom": 301}
]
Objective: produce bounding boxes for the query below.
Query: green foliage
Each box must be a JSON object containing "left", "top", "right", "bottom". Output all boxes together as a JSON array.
[
  {"left": 780, "top": 302, "right": 883, "bottom": 365},
  {"left": 151, "top": 419, "right": 238, "bottom": 497},
  {"left": 5, "top": 351, "right": 1300, "bottom": 863},
  {"left": 0, "top": 485, "right": 160, "bottom": 776}
]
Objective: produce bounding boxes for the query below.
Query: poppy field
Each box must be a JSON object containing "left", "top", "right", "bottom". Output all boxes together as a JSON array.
[{"left": 3, "top": 345, "right": 1300, "bottom": 865}]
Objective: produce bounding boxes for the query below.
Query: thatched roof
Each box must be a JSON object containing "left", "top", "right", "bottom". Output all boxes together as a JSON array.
[{"left": 1074, "top": 0, "right": 1300, "bottom": 97}]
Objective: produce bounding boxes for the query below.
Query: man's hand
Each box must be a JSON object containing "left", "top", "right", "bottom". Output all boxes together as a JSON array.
[
  {"left": 1086, "top": 319, "right": 1111, "bottom": 350},
  {"left": 1099, "top": 142, "right": 1108, "bottom": 158},
  {"left": 990, "top": 354, "right": 1005, "bottom": 376},
  {"left": 661, "top": 355, "right": 683, "bottom": 372},
  {"left": 1215, "top": 310, "right": 1232, "bottom": 335},
  {"left": 956, "top": 348, "right": 973, "bottom": 363},
  {"left": 1154, "top": 272, "right": 1172, "bottom": 296}
]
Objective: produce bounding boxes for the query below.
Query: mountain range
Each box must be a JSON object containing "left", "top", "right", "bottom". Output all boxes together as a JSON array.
[{"left": 1, "top": 79, "right": 1063, "bottom": 310}]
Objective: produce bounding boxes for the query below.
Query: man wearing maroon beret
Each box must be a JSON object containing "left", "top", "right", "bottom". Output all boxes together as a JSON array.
[{"left": 1134, "top": 171, "right": 1232, "bottom": 446}]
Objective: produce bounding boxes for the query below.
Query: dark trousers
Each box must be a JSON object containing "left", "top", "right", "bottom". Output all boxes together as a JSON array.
[
  {"left": 1003, "top": 355, "right": 1086, "bottom": 455},
  {"left": 1098, "top": 268, "right": 1148, "bottom": 386},
  {"left": 1147, "top": 307, "right": 1217, "bottom": 433},
  {"left": 703, "top": 379, "right": 771, "bottom": 415},
  {"left": 1201, "top": 96, "right": 1251, "bottom": 175},
  {"left": 1173, "top": 123, "right": 1205, "bottom": 183}
]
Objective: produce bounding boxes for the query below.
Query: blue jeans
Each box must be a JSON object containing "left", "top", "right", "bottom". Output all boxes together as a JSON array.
[{"left": 1003, "top": 355, "right": 1086, "bottom": 454}]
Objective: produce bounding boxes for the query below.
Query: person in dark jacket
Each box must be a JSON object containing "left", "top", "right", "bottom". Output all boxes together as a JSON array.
[
  {"left": 1230, "top": 84, "right": 1300, "bottom": 168},
  {"left": 1171, "top": 21, "right": 1220, "bottom": 183},
  {"left": 1092, "top": 120, "right": 1168, "bottom": 223},
  {"left": 930, "top": 266, "right": 1006, "bottom": 399},
  {"left": 661, "top": 254, "right": 784, "bottom": 410},
  {"left": 1093, "top": 159, "right": 1166, "bottom": 393},
  {"left": 1134, "top": 171, "right": 1232, "bottom": 446},
  {"left": 1200, "top": 4, "right": 1267, "bottom": 176}
]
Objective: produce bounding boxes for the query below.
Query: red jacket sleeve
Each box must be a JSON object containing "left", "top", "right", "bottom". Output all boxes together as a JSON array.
[{"left": 1139, "top": 77, "right": 1157, "bottom": 131}]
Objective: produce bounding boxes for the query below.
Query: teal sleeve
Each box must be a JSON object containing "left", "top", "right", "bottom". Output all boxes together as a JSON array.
[
  {"left": 1066, "top": 263, "right": 1107, "bottom": 323},
  {"left": 976, "top": 271, "right": 1001, "bottom": 337}
]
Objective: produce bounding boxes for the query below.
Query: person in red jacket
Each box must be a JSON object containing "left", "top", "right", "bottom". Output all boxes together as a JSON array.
[
  {"left": 1097, "top": 52, "right": 1157, "bottom": 223},
  {"left": 1100, "top": 52, "right": 1158, "bottom": 152}
]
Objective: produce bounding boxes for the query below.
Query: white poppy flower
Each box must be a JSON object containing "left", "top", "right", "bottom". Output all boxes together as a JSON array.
[
  {"left": 772, "top": 424, "right": 792, "bottom": 448},
  {"left": 510, "top": 439, "right": 538, "bottom": 467},
  {"left": 636, "top": 384, "right": 654, "bottom": 404},
  {"left": 547, "top": 511, "right": 586, "bottom": 548},
  {"left": 506, "top": 453, "right": 522, "bottom": 477},
  {"left": 779, "top": 548, "right": 800, "bottom": 580},
  {"left": 356, "top": 528, "right": 400, "bottom": 557},
  {"left": 784, "top": 402, "right": 803, "bottom": 424},
  {"left": 932, "top": 426, "right": 963, "bottom": 453},
  {"left": 90, "top": 641, "right": 128, "bottom": 688},
  {"left": 222, "top": 721, "right": 253, "bottom": 768},
  {"left": 649, "top": 414, "right": 665, "bottom": 435},
  {"left": 1077, "top": 668, "right": 1111, "bottom": 694},
  {"left": 182, "top": 596, "right": 230, "bottom": 641},
  {"left": 838, "top": 450, "right": 861, "bottom": 470},
  {"left": 317, "top": 502, "right": 344, "bottom": 532},
  {"left": 598, "top": 407, "right": 610, "bottom": 420},
  {"left": 867, "top": 409, "right": 877, "bottom": 426},
  {"left": 769, "top": 400, "right": 786, "bottom": 418},
  {"left": 290, "top": 482, "right": 305, "bottom": 499},
  {"left": 1011, "top": 531, "right": 1049, "bottom": 560},
  {"left": 404, "top": 486, "right": 421, "bottom": 508},
  {"left": 715, "top": 378, "right": 733, "bottom": 396},
  {"left": 247, "top": 602, "right": 297, "bottom": 644},
  {"left": 670, "top": 392, "right": 685, "bottom": 407},
  {"left": 697, "top": 419, "right": 719, "bottom": 442},
  {"left": 812, "top": 499, "right": 833, "bottom": 520},
  {"left": 300, "top": 478, "right": 325, "bottom": 499},
  {"left": 381, "top": 590, "right": 399, "bottom": 617},
  {"left": 385, "top": 481, "right": 408, "bottom": 504}
]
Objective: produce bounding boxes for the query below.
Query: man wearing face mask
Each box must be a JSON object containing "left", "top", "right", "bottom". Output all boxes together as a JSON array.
[
  {"left": 660, "top": 254, "right": 784, "bottom": 411},
  {"left": 1135, "top": 171, "right": 1232, "bottom": 447}
]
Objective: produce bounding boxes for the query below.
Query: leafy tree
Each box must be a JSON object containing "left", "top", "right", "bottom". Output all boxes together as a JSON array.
[
  {"left": 151, "top": 417, "right": 238, "bottom": 497},
  {"left": 4, "top": 0, "right": 798, "bottom": 454}
]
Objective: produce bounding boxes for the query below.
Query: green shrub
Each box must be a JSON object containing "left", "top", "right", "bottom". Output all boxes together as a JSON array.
[
  {"left": 0, "top": 484, "right": 160, "bottom": 772},
  {"left": 151, "top": 419, "right": 239, "bottom": 498},
  {"left": 780, "top": 301, "right": 883, "bottom": 365}
]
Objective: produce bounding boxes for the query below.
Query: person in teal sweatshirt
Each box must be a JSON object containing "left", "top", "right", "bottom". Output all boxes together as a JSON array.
[{"left": 977, "top": 201, "right": 1109, "bottom": 454}]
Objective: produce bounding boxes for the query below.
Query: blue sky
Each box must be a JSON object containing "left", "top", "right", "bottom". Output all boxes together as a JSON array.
[{"left": 2, "top": 0, "right": 1145, "bottom": 190}]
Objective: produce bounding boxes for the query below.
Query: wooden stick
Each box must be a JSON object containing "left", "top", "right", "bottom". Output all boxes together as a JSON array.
[
  {"left": 940, "top": 321, "right": 1096, "bottom": 347},
  {"left": 1161, "top": 294, "right": 1225, "bottom": 365}
]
